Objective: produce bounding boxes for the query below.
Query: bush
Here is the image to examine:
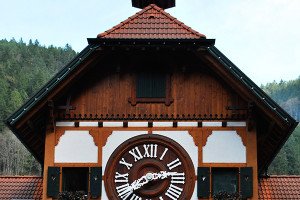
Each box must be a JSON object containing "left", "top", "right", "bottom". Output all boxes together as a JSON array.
[
  {"left": 58, "top": 191, "right": 87, "bottom": 200},
  {"left": 213, "top": 191, "right": 241, "bottom": 200}
]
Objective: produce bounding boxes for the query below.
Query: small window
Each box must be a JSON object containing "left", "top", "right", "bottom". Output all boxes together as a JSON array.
[
  {"left": 212, "top": 168, "right": 239, "bottom": 196},
  {"left": 62, "top": 167, "right": 89, "bottom": 194},
  {"left": 129, "top": 72, "right": 173, "bottom": 106},
  {"left": 136, "top": 72, "right": 166, "bottom": 98}
]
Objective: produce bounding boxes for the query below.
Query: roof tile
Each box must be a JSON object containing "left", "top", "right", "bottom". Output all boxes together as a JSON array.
[
  {"left": 259, "top": 176, "right": 300, "bottom": 199},
  {"left": 0, "top": 176, "right": 43, "bottom": 200},
  {"left": 98, "top": 4, "right": 205, "bottom": 39}
]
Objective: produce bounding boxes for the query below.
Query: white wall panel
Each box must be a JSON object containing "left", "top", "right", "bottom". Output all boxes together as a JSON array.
[
  {"left": 55, "top": 130, "right": 98, "bottom": 163},
  {"left": 203, "top": 131, "right": 246, "bottom": 163}
]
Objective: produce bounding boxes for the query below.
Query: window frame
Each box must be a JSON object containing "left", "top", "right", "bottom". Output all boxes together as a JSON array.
[
  {"left": 129, "top": 73, "right": 173, "bottom": 106},
  {"left": 61, "top": 167, "right": 89, "bottom": 194}
]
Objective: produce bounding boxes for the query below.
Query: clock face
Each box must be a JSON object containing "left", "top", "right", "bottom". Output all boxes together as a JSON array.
[{"left": 104, "top": 134, "right": 195, "bottom": 200}]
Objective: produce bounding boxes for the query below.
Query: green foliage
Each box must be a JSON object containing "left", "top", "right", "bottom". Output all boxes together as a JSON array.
[
  {"left": 0, "top": 38, "right": 76, "bottom": 175},
  {"left": 269, "top": 126, "right": 300, "bottom": 175},
  {"left": 262, "top": 78, "right": 300, "bottom": 175}
]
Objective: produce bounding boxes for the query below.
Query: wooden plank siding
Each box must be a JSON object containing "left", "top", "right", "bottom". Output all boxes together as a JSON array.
[{"left": 55, "top": 58, "right": 248, "bottom": 120}]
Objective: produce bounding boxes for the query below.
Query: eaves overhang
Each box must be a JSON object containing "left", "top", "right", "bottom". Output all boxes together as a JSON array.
[
  {"left": 205, "top": 46, "right": 299, "bottom": 174},
  {"left": 5, "top": 44, "right": 100, "bottom": 127},
  {"left": 88, "top": 38, "right": 216, "bottom": 47}
]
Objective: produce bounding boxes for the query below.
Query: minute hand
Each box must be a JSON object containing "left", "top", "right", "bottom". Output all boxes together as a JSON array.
[{"left": 130, "top": 171, "right": 180, "bottom": 191}]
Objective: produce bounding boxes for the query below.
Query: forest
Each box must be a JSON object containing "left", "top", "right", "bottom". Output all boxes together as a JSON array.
[{"left": 0, "top": 39, "right": 299, "bottom": 175}]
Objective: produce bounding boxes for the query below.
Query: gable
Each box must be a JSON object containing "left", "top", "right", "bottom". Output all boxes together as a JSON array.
[
  {"left": 54, "top": 50, "right": 248, "bottom": 121},
  {"left": 98, "top": 4, "right": 205, "bottom": 39}
]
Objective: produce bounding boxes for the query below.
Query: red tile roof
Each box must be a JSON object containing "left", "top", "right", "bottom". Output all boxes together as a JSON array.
[
  {"left": 0, "top": 176, "right": 43, "bottom": 200},
  {"left": 1, "top": 175, "right": 299, "bottom": 199},
  {"left": 259, "top": 176, "right": 300, "bottom": 199},
  {"left": 98, "top": 4, "right": 206, "bottom": 39}
]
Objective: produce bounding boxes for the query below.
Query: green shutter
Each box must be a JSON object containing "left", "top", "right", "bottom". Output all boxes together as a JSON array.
[
  {"left": 152, "top": 73, "right": 166, "bottom": 98},
  {"left": 198, "top": 167, "right": 210, "bottom": 198},
  {"left": 136, "top": 73, "right": 166, "bottom": 98},
  {"left": 47, "top": 166, "right": 60, "bottom": 197},
  {"left": 90, "top": 167, "right": 102, "bottom": 198},
  {"left": 240, "top": 167, "right": 253, "bottom": 198}
]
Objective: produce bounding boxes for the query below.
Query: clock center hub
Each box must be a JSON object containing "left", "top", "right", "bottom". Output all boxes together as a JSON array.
[{"left": 146, "top": 172, "right": 154, "bottom": 181}]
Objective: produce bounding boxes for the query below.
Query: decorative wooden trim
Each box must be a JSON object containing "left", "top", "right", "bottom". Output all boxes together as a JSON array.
[
  {"left": 48, "top": 100, "right": 55, "bottom": 132},
  {"left": 57, "top": 113, "right": 248, "bottom": 121},
  {"left": 55, "top": 129, "right": 98, "bottom": 147},
  {"left": 101, "top": 130, "right": 114, "bottom": 147},
  {"left": 88, "top": 130, "right": 99, "bottom": 146},
  {"left": 202, "top": 128, "right": 247, "bottom": 149},
  {"left": 55, "top": 121, "right": 247, "bottom": 128},
  {"left": 55, "top": 129, "right": 66, "bottom": 146}
]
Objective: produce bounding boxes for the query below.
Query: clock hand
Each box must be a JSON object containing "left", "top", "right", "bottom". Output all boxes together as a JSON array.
[
  {"left": 130, "top": 174, "right": 149, "bottom": 191},
  {"left": 130, "top": 171, "right": 181, "bottom": 191}
]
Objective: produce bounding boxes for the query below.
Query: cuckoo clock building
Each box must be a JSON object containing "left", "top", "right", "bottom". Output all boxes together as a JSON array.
[{"left": 3, "top": 0, "right": 299, "bottom": 199}]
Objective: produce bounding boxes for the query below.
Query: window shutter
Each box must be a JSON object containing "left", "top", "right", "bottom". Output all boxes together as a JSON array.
[
  {"left": 47, "top": 166, "right": 60, "bottom": 197},
  {"left": 136, "top": 73, "right": 166, "bottom": 98},
  {"left": 152, "top": 73, "right": 166, "bottom": 98},
  {"left": 90, "top": 167, "right": 102, "bottom": 198},
  {"left": 240, "top": 167, "right": 253, "bottom": 198},
  {"left": 197, "top": 167, "right": 210, "bottom": 198},
  {"left": 137, "top": 73, "right": 152, "bottom": 98}
]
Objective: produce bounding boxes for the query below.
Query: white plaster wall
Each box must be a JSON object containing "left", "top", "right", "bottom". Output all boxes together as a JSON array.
[
  {"left": 54, "top": 130, "right": 98, "bottom": 163},
  {"left": 202, "top": 130, "right": 246, "bottom": 163}
]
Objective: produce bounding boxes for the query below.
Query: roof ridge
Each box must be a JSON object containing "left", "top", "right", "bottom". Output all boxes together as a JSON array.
[{"left": 97, "top": 4, "right": 205, "bottom": 39}]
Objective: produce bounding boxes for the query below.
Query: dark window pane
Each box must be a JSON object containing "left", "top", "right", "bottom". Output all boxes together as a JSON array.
[
  {"left": 212, "top": 168, "right": 238, "bottom": 195},
  {"left": 137, "top": 73, "right": 166, "bottom": 98},
  {"left": 62, "top": 167, "right": 89, "bottom": 193}
]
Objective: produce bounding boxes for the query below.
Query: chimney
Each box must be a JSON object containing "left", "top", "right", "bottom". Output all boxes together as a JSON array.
[{"left": 132, "top": 0, "right": 175, "bottom": 9}]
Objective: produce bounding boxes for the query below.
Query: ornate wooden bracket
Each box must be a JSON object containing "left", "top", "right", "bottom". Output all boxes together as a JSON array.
[
  {"left": 48, "top": 100, "right": 55, "bottom": 132},
  {"left": 57, "top": 95, "right": 76, "bottom": 115}
]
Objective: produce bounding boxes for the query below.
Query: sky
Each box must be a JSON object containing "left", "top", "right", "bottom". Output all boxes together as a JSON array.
[{"left": 0, "top": 0, "right": 299, "bottom": 85}]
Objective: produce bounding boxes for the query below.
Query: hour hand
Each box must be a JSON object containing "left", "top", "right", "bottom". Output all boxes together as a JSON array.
[{"left": 130, "top": 174, "right": 149, "bottom": 191}]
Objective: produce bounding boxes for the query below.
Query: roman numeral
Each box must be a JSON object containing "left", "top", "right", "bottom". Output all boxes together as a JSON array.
[
  {"left": 119, "top": 158, "right": 133, "bottom": 170},
  {"left": 143, "top": 144, "right": 158, "bottom": 158},
  {"left": 129, "top": 147, "right": 143, "bottom": 162},
  {"left": 159, "top": 197, "right": 164, "bottom": 200},
  {"left": 171, "top": 172, "right": 185, "bottom": 184},
  {"left": 160, "top": 147, "right": 168, "bottom": 160},
  {"left": 130, "top": 194, "right": 142, "bottom": 200},
  {"left": 116, "top": 183, "right": 133, "bottom": 200},
  {"left": 115, "top": 172, "right": 129, "bottom": 183},
  {"left": 165, "top": 184, "right": 183, "bottom": 200},
  {"left": 167, "top": 158, "right": 182, "bottom": 170}
]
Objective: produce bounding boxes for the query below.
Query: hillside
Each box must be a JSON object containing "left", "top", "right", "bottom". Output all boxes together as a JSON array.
[
  {"left": 0, "top": 39, "right": 76, "bottom": 175},
  {"left": 0, "top": 39, "right": 298, "bottom": 175}
]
